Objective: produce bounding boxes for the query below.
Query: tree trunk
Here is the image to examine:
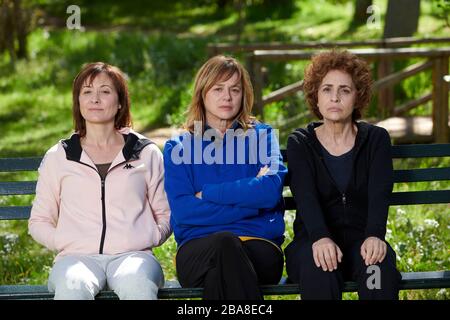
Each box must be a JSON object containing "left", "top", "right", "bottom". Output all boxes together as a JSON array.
[
  {"left": 0, "top": 0, "right": 6, "bottom": 53},
  {"left": 1, "top": 0, "right": 16, "bottom": 68},
  {"left": 234, "top": 0, "right": 245, "bottom": 44},
  {"left": 383, "top": 0, "right": 420, "bottom": 38},
  {"left": 13, "top": 0, "right": 28, "bottom": 59},
  {"left": 216, "top": 0, "right": 231, "bottom": 18},
  {"left": 351, "top": 0, "right": 373, "bottom": 27}
]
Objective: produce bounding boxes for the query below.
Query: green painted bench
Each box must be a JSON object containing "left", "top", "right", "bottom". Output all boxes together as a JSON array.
[{"left": 1, "top": 143, "right": 449, "bottom": 299}]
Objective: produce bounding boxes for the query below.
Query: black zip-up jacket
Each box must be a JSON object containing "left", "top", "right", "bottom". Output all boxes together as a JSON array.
[{"left": 287, "top": 121, "right": 393, "bottom": 246}]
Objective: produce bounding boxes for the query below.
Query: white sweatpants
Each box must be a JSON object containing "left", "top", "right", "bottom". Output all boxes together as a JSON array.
[{"left": 48, "top": 251, "right": 164, "bottom": 300}]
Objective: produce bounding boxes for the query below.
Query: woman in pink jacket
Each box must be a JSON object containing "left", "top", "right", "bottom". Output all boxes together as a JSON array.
[{"left": 28, "top": 62, "right": 172, "bottom": 300}]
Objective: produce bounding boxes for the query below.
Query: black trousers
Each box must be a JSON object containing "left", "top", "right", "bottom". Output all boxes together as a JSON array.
[
  {"left": 176, "top": 231, "right": 284, "bottom": 300},
  {"left": 285, "top": 238, "right": 401, "bottom": 300}
]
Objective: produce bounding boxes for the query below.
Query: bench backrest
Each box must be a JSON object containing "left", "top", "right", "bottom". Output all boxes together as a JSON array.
[{"left": 1, "top": 144, "right": 450, "bottom": 220}]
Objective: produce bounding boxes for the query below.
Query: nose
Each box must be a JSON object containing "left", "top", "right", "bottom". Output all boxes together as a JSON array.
[
  {"left": 90, "top": 91, "right": 100, "bottom": 104},
  {"left": 222, "top": 89, "right": 232, "bottom": 101},
  {"left": 330, "top": 90, "right": 340, "bottom": 103}
]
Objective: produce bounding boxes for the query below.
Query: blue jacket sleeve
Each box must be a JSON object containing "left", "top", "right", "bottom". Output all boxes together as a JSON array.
[
  {"left": 202, "top": 126, "right": 287, "bottom": 209},
  {"left": 163, "top": 140, "right": 259, "bottom": 226}
]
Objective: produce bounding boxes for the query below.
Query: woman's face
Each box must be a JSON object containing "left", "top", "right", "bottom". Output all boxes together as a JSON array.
[
  {"left": 317, "top": 69, "right": 356, "bottom": 123},
  {"left": 203, "top": 72, "right": 242, "bottom": 128},
  {"left": 79, "top": 72, "right": 120, "bottom": 127}
]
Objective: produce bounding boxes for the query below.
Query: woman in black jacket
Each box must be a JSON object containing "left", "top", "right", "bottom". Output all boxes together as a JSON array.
[{"left": 285, "top": 50, "right": 401, "bottom": 300}]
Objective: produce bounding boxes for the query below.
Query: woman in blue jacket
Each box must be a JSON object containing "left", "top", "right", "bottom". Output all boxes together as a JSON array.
[{"left": 163, "top": 55, "right": 287, "bottom": 300}]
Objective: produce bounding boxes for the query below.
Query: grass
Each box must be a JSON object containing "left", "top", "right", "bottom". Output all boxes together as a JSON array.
[{"left": 0, "top": 0, "right": 449, "bottom": 299}]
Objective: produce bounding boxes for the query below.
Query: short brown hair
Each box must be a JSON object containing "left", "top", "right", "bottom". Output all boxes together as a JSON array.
[
  {"left": 72, "top": 62, "right": 132, "bottom": 137},
  {"left": 303, "top": 50, "right": 373, "bottom": 120},
  {"left": 184, "top": 55, "right": 255, "bottom": 133}
]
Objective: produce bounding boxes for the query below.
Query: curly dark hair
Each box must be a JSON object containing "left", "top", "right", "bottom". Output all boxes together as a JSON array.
[{"left": 303, "top": 50, "right": 373, "bottom": 121}]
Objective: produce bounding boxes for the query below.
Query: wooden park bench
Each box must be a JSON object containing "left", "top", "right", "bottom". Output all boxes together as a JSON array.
[{"left": 1, "top": 143, "right": 449, "bottom": 299}]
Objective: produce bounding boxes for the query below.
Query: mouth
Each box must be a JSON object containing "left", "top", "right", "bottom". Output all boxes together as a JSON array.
[
  {"left": 327, "top": 107, "right": 342, "bottom": 112},
  {"left": 219, "top": 106, "right": 233, "bottom": 110}
]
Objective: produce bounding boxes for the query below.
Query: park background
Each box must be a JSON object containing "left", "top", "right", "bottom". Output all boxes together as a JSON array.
[{"left": 0, "top": 0, "right": 449, "bottom": 299}]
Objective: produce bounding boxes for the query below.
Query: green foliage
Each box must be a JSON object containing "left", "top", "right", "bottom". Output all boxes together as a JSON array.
[
  {"left": 0, "top": 221, "right": 54, "bottom": 285},
  {"left": 245, "top": 0, "right": 297, "bottom": 21},
  {"left": 431, "top": 0, "right": 450, "bottom": 28}
]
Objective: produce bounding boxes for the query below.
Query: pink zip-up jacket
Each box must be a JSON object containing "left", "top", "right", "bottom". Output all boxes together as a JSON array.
[{"left": 28, "top": 128, "right": 172, "bottom": 260}]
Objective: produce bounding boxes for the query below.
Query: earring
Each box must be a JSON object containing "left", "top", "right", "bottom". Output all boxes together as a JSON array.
[{"left": 118, "top": 105, "right": 121, "bottom": 109}]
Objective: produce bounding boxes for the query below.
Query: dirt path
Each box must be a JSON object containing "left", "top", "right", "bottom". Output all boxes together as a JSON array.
[{"left": 142, "top": 127, "right": 185, "bottom": 149}]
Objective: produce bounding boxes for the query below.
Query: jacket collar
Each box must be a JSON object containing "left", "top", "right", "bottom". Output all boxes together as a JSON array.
[
  {"left": 300, "top": 121, "right": 370, "bottom": 157},
  {"left": 204, "top": 120, "right": 242, "bottom": 132},
  {"left": 61, "top": 131, "right": 153, "bottom": 163}
]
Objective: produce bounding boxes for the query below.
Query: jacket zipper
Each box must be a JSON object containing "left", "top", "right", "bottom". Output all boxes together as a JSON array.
[
  {"left": 98, "top": 160, "right": 128, "bottom": 254},
  {"left": 342, "top": 192, "right": 347, "bottom": 243},
  {"left": 99, "top": 178, "right": 106, "bottom": 254}
]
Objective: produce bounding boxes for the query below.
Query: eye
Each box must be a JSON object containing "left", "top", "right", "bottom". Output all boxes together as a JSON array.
[
  {"left": 340, "top": 88, "right": 351, "bottom": 94},
  {"left": 214, "top": 87, "right": 222, "bottom": 92},
  {"left": 232, "top": 88, "right": 241, "bottom": 94},
  {"left": 322, "top": 87, "right": 330, "bottom": 92},
  {"left": 102, "top": 90, "right": 110, "bottom": 94},
  {"left": 82, "top": 90, "right": 91, "bottom": 95}
]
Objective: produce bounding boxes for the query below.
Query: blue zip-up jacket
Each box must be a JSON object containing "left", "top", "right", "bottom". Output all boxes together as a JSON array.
[{"left": 163, "top": 122, "right": 287, "bottom": 248}]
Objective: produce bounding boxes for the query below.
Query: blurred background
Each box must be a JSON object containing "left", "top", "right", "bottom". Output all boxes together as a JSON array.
[{"left": 0, "top": 0, "right": 449, "bottom": 299}]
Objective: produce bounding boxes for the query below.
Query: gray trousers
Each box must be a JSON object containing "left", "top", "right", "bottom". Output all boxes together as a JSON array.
[{"left": 48, "top": 251, "right": 164, "bottom": 300}]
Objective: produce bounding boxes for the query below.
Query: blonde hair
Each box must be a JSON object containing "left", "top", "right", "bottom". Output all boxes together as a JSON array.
[{"left": 184, "top": 55, "right": 255, "bottom": 133}]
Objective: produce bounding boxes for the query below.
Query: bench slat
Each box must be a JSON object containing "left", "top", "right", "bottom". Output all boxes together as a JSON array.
[
  {"left": 281, "top": 144, "right": 450, "bottom": 162},
  {"left": 0, "top": 181, "right": 36, "bottom": 195},
  {"left": 283, "top": 167, "right": 450, "bottom": 186},
  {"left": 393, "top": 168, "right": 450, "bottom": 182},
  {"left": 0, "top": 157, "right": 42, "bottom": 172},
  {"left": 391, "top": 144, "right": 450, "bottom": 158},
  {"left": 1, "top": 271, "right": 448, "bottom": 299},
  {"left": 283, "top": 190, "right": 450, "bottom": 211},
  {"left": 390, "top": 190, "right": 450, "bottom": 205},
  {"left": 0, "top": 206, "right": 31, "bottom": 220}
]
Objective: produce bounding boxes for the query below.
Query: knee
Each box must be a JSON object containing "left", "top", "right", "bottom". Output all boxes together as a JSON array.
[
  {"left": 356, "top": 260, "right": 401, "bottom": 298},
  {"left": 373, "top": 257, "right": 401, "bottom": 283},
  {"left": 358, "top": 260, "right": 400, "bottom": 300},
  {"left": 113, "top": 274, "right": 160, "bottom": 300},
  {"left": 301, "top": 264, "right": 340, "bottom": 284},
  {"left": 287, "top": 251, "right": 339, "bottom": 285},
  {"left": 358, "top": 249, "right": 400, "bottom": 281},
  {"left": 48, "top": 256, "right": 104, "bottom": 300},
  {"left": 51, "top": 276, "right": 97, "bottom": 300},
  {"left": 211, "top": 231, "right": 241, "bottom": 251}
]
